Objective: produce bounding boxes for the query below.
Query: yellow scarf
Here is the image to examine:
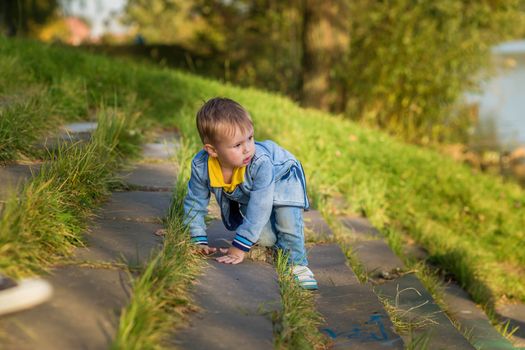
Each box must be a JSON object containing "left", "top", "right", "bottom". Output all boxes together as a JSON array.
[{"left": 208, "top": 156, "right": 246, "bottom": 193}]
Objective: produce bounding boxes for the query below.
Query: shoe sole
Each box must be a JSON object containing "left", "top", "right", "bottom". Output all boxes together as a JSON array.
[{"left": 0, "top": 278, "right": 53, "bottom": 316}]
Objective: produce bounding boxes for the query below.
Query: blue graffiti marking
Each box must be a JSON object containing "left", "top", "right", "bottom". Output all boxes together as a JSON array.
[
  {"left": 367, "top": 313, "right": 389, "bottom": 340},
  {"left": 321, "top": 313, "right": 390, "bottom": 343}
]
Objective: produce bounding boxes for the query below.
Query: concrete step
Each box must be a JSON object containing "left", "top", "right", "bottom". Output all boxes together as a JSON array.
[
  {"left": 173, "top": 220, "right": 281, "bottom": 350},
  {"left": 2, "top": 192, "right": 169, "bottom": 349},
  {"left": 99, "top": 191, "right": 172, "bottom": 223},
  {"left": 375, "top": 274, "right": 475, "bottom": 350},
  {"left": 119, "top": 162, "right": 177, "bottom": 191},
  {"left": 341, "top": 216, "right": 405, "bottom": 276},
  {"left": 1, "top": 266, "right": 130, "bottom": 350},
  {"left": 140, "top": 132, "right": 179, "bottom": 161},
  {"left": 304, "top": 210, "right": 334, "bottom": 242},
  {"left": 38, "top": 122, "right": 98, "bottom": 152},
  {"left": 1, "top": 121, "right": 99, "bottom": 203},
  {"left": 75, "top": 218, "right": 163, "bottom": 266},
  {"left": 309, "top": 244, "right": 403, "bottom": 349},
  {"left": 341, "top": 216, "right": 478, "bottom": 349},
  {"left": 0, "top": 147, "right": 175, "bottom": 349},
  {"left": 0, "top": 189, "right": 168, "bottom": 349},
  {"left": 177, "top": 210, "right": 404, "bottom": 349},
  {"left": 496, "top": 304, "right": 525, "bottom": 348},
  {"left": 445, "top": 283, "right": 520, "bottom": 350},
  {"left": 0, "top": 163, "right": 42, "bottom": 203}
]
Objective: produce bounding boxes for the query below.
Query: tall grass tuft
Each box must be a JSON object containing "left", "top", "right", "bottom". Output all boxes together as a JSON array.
[
  {"left": 0, "top": 108, "right": 135, "bottom": 277},
  {"left": 273, "top": 250, "right": 328, "bottom": 350},
  {"left": 112, "top": 139, "right": 201, "bottom": 350},
  {"left": 0, "top": 94, "right": 57, "bottom": 163}
]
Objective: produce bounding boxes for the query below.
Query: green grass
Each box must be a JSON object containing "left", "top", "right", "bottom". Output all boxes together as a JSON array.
[
  {"left": 0, "top": 52, "right": 79, "bottom": 162},
  {"left": 0, "top": 88, "right": 55, "bottom": 162},
  {"left": 2, "top": 36, "right": 524, "bottom": 310},
  {"left": 112, "top": 140, "right": 202, "bottom": 349},
  {"left": 273, "top": 251, "right": 327, "bottom": 350},
  {"left": 0, "top": 108, "right": 136, "bottom": 277}
]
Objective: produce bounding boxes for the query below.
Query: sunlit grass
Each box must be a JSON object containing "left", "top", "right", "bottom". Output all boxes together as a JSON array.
[
  {"left": 113, "top": 140, "right": 202, "bottom": 349},
  {"left": 0, "top": 109, "right": 135, "bottom": 277},
  {"left": 3, "top": 36, "right": 524, "bottom": 309},
  {"left": 273, "top": 250, "right": 328, "bottom": 350},
  {"left": 0, "top": 93, "right": 56, "bottom": 162}
]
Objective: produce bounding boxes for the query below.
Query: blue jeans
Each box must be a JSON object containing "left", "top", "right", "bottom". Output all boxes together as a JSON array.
[{"left": 256, "top": 206, "right": 308, "bottom": 266}]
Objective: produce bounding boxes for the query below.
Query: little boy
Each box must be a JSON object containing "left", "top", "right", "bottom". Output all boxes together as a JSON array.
[{"left": 183, "top": 97, "right": 317, "bottom": 290}]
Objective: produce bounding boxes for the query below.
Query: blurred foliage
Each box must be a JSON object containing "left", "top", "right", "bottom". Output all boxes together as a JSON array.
[
  {"left": 121, "top": 0, "right": 525, "bottom": 144},
  {"left": 37, "top": 18, "right": 70, "bottom": 43},
  {"left": 123, "top": 0, "right": 306, "bottom": 99},
  {"left": 3, "top": 0, "right": 525, "bottom": 144},
  {"left": 0, "top": 0, "right": 59, "bottom": 36},
  {"left": 122, "top": 0, "right": 220, "bottom": 53},
  {"left": 339, "top": 0, "right": 525, "bottom": 143}
]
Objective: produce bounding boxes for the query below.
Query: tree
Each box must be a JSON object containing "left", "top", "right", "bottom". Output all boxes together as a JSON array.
[
  {"left": 122, "top": 0, "right": 218, "bottom": 53},
  {"left": 0, "top": 0, "right": 59, "bottom": 36},
  {"left": 338, "top": 0, "right": 525, "bottom": 143},
  {"left": 300, "top": 0, "right": 349, "bottom": 111}
]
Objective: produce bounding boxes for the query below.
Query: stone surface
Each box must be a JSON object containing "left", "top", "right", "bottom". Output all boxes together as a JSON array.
[
  {"left": 444, "top": 283, "right": 518, "bottom": 350},
  {"left": 1, "top": 266, "right": 130, "bottom": 350},
  {"left": 99, "top": 191, "right": 172, "bottom": 222},
  {"left": 342, "top": 216, "right": 428, "bottom": 270},
  {"left": 342, "top": 216, "right": 381, "bottom": 239},
  {"left": 142, "top": 142, "right": 178, "bottom": 160},
  {"left": 119, "top": 163, "right": 177, "bottom": 191},
  {"left": 63, "top": 122, "right": 98, "bottom": 134},
  {"left": 0, "top": 139, "right": 180, "bottom": 349},
  {"left": 496, "top": 303, "right": 525, "bottom": 348},
  {"left": 351, "top": 240, "right": 405, "bottom": 276},
  {"left": 309, "top": 244, "right": 404, "bottom": 349},
  {"left": 40, "top": 122, "right": 97, "bottom": 151},
  {"left": 0, "top": 163, "right": 41, "bottom": 201},
  {"left": 174, "top": 221, "right": 280, "bottom": 350},
  {"left": 304, "top": 210, "right": 333, "bottom": 242},
  {"left": 375, "top": 274, "right": 474, "bottom": 349},
  {"left": 75, "top": 218, "right": 163, "bottom": 266},
  {"left": 206, "top": 219, "right": 234, "bottom": 248},
  {"left": 342, "top": 216, "right": 405, "bottom": 276}
]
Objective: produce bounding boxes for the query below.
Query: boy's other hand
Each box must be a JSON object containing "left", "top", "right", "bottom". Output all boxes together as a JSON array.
[
  {"left": 216, "top": 247, "right": 245, "bottom": 265},
  {"left": 154, "top": 228, "right": 167, "bottom": 237},
  {"left": 195, "top": 245, "right": 217, "bottom": 255}
]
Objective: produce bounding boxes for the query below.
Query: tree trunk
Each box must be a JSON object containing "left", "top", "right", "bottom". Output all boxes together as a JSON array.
[{"left": 300, "top": 0, "right": 349, "bottom": 111}]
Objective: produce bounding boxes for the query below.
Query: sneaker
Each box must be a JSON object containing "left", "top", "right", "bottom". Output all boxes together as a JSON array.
[
  {"left": 292, "top": 265, "right": 318, "bottom": 290},
  {"left": 0, "top": 275, "right": 53, "bottom": 316}
]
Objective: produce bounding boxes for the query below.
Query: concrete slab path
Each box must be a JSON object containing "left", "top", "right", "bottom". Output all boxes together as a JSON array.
[
  {"left": 341, "top": 216, "right": 405, "bottom": 276},
  {"left": 309, "top": 244, "right": 404, "bottom": 349},
  {"left": 0, "top": 163, "right": 41, "bottom": 203},
  {"left": 375, "top": 274, "right": 475, "bottom": 349},
  {"left": 0, "top": 136, "right": 177, "bottom": 349},
  {"left": 342, "top": 216, "right": 499, "bottom": 349},
  {"left": 445, "top": 283, "right": 519, "bottom": 350},
  {"left": 496, "top": 304, "right": 525, "bottom": 348},
  {"left": 2, "top": 267, "right": 130, "bottom": 350},
  {"left": 119, "top": 163, "right": 177, "bottom": 191},
  {"left": 173, "top": 220, "right": 281, "bottom": 350}
]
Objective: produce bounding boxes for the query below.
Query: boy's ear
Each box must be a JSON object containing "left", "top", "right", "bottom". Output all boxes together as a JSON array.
[{"left": 203, "top": 143, "right": 218, "bottom": 157}]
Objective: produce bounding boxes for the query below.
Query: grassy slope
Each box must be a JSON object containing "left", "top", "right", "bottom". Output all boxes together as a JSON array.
[{"left": 2, "top": 38, "right": 524, "bottom": 306}]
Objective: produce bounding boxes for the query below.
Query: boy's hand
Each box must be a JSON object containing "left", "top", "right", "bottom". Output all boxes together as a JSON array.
[{"left": 216, "top": 247, "right": 245, "bottom": 265}]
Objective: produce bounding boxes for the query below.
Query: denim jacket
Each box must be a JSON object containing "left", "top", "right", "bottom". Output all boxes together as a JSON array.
[{"left": 183, "top": 140, "right": 309, "bottom": 252}]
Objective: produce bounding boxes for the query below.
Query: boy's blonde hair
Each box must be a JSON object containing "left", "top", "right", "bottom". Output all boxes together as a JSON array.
[{"left": 196, "top": 97, "right": 253, "bottom": 144}]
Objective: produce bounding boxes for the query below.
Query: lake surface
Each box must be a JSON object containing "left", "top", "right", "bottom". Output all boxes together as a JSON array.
[{"left": 468, "top": 40, "right": 525, "bottom": 151}]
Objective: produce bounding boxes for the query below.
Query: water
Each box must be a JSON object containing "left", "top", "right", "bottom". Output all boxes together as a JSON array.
[{"left": 468, "top": 40, "right": 525, "bottom": 151}]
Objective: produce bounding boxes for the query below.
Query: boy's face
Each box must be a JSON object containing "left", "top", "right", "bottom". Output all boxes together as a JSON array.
[{"left": 205, "top": 126, "right": 255, "bottom": 170}]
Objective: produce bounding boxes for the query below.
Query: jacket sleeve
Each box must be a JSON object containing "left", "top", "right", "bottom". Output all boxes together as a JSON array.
[
  {"left": 232, "top": 156, "right": 274, "bottom": 252},
  {"left": 183, "top": 158, "right": 211, "bottom": 245}
]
